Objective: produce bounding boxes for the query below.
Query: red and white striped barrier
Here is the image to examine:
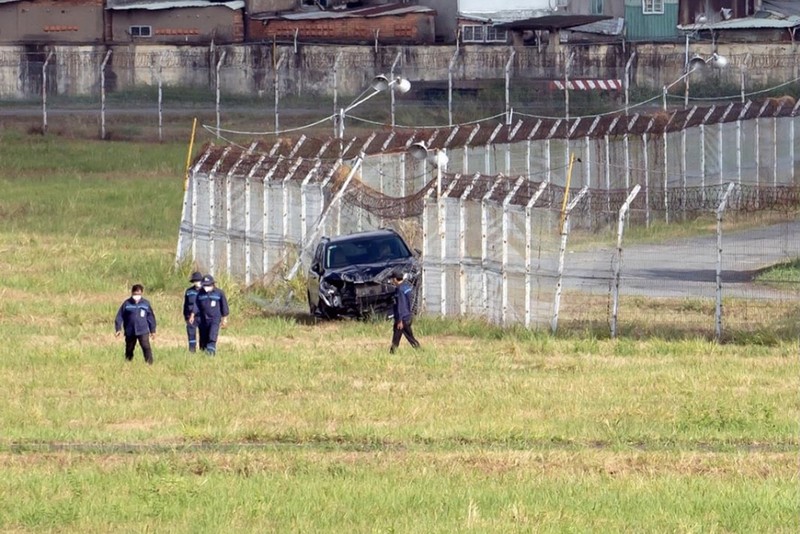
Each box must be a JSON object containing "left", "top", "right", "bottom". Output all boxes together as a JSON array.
[{"left": 550, "top": 79, "right": 623, "bottom": 91}]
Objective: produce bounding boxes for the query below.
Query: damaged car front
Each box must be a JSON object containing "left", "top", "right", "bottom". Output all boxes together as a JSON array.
[{"left": 307, "top": 229, "right": 420, "bottom": 319}]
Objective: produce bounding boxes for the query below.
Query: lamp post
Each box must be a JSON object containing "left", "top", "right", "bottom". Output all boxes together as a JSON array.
[
  {"left": 408, "top": 142, "right": 449, "bottom": 197},
  {"left": 662, "top": 52, "right": 728, "bottom": 111},
  {"left": 564, "top": 51, "right": 575, "bottom": 121},
  {"left": 337, "top": 74, "right": 411, "bottom": 138}
]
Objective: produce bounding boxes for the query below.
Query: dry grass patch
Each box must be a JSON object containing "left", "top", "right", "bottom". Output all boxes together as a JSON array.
[{"left": 0, "top": 449, "right": 794, "bottom": 479}]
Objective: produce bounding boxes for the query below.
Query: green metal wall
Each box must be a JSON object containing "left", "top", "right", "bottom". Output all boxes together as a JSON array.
[{"left": 624, "top": 2, "right": 679, "bottom": 41}]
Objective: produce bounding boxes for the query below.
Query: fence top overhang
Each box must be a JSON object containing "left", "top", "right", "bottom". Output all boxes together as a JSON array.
[{"left": 190, "top": 97, "right": 798, "bottom": 176}]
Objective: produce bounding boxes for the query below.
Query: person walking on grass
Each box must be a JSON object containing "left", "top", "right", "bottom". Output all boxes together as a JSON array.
[
  {"left": 389, "top": 270, "right": 420, "bottom": 354},
  {"left": 183, "top": 271, "right": 203, "bottom": 353},
  {"left": 188, "top": 274, "right": 229, "bottom": 356},
  {"left": 114, "top": 284, "right": 157, "bottom": 365}
]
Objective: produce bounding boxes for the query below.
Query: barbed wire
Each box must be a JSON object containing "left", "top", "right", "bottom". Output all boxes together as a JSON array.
[
  {"left": 336, "top": 174, "right": 800, "bottom": 220},
  {"left": 347, "top": 111, "right": 508, "bottom": 130},
  {"left": 669, "top": 73, "right": 800, "bottom": 102},
  {"left": 201, "top": 114, "right": 335, "bottom": 138},
  {"left": 201, "top": 70, "right": 800, "bottom": 138}
]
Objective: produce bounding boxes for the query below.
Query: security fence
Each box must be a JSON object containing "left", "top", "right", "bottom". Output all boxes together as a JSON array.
[{"left": 177, "top": 102, "right": 800, "bottom": 338}]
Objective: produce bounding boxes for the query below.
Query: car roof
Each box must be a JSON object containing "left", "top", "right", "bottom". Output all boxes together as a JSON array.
[{"left": 322, "top": 229, "right": 401, "bottom": 245}]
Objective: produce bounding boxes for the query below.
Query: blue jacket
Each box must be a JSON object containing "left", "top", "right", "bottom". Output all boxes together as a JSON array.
[
  {"left": 392, "top": 282, "right": 414, "bottom": 324},
  {"left": 193, "top": 288, "right": 230, "bottom": 324},
  {"left": 115, "top": 298, "right": 157, "bottom": 336},
  {"left": 183, "top": 285, "right": 200, "bottom": 319}
]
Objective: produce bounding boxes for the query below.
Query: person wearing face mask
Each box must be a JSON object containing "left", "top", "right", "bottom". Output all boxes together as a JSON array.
[
  {"left": 114, "top": 284, "right": 157, "bottom": 365},
  {"left": 188, "top": 274, "right": 229, "bottom": 355},
  {"left": 183, "top": 272, "right": 203, "bottom": 353}
]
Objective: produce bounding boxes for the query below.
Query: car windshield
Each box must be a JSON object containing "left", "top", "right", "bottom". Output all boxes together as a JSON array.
[{"left": 325, "top": 235, "right": 411, "bottom": 269}]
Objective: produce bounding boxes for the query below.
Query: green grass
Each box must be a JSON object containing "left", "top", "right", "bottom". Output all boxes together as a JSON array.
[
  {"left": 757, "top": 258, "right": 800, "bottom": 284},
  {"left": 0, "top": 132, "right": 798, "bottom": 532}
]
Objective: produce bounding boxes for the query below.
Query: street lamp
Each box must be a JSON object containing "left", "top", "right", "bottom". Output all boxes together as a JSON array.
[
  {"left": 408, "top": 142, "right": 449, "bottom": 197},
  {"left": 662, "top": 52, "right": 728, "bottom": 110},
  {"left": 337, "top": 74, "right": 411, "bottom": 138}
]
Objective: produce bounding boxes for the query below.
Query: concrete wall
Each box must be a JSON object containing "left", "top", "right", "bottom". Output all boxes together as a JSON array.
[
  {"left": 0, "top": 41, "right": 797, "bottom": 99},
  {"left": 416, "top": 0, "right": 460, "bottom": 42},
  {"left": 246, "top": 0, "right": 298, "bottom": 15}
]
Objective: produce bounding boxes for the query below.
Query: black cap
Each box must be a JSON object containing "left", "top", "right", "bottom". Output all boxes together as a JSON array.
[
  {"left": 202, "top": 275, "right": 215, "bottom": 286},
  {"left": 391, "top": 269, "right": 404, "bottom": 281},
  {"left": 190, "top": 271, "right": 203, "bottom": 282}
]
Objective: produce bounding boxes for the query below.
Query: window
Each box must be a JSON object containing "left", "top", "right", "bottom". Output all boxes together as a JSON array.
[
  {"left": 642, "top": 0, "right": 664, "bottom": 14},
  {"left": 485, "top": 27, "right": 507, "bottom": 43},
  {"left": 461, "top": 25, "right": 484, "bottom": 43},
  {"left": 591, "top": 0, "right": 604, "bottom": 15},
  {"left": 129, "top": 25, "right": 152, "bottom": 38},
  {"left": 461, "top": 24, "right": 507, "bottom": 43}
]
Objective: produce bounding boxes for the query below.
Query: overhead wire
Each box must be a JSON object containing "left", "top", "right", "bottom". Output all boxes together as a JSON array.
[{"left": 196, "top": 68, "right": 800, "bottom": 151}]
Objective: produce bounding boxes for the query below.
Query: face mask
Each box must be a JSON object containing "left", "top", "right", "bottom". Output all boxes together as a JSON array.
[
  {"left": 203, "top": 286, "right": 213, "bottom": 292},
  {"left": 132, "top": 295, "right": 142, "bottom": 302},
  {"left": 194, "top": 282, "right": 202, "bottom": 288}
]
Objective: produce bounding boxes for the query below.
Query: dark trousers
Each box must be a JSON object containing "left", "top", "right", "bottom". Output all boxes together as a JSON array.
[
  {"left": 186, "top": 321, "right": 197, "bottom": 352},
  {"left": 390, "top": 320, "right": 420, "bottom": 353},
  {"left": 125, "top": 334, "right": 153, "bottom": 364},
  {"left": 198, "top": 321, "right": 221, "bottom": 354}
]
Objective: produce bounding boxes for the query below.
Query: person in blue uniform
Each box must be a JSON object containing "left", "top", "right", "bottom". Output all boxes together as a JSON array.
[
  {"left": 183, "top": 271, "right": 203, "bottom": 352},
  {"left": 114, "top": 284, "right": 157, "bottom": 365},
  {"left": 189, "top": 274, "right": 229, "bottom": 355},
  {"left": 389, "top": 270, "right": 420, "bottom": 354}
]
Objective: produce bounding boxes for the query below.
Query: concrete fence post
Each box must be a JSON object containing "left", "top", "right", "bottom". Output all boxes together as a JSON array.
[
  {"left": 610, "top": 184, "right": 641, "bottom": 338},
  {"left": 551, "top": 185, "right": 588, "bottom": 334}
]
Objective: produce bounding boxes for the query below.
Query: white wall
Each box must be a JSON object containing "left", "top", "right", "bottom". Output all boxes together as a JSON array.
[{"left": 458, "top": 0, "right": 552, "bottom": 13}]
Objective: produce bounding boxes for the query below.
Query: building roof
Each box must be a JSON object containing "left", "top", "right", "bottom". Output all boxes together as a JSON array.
[
  {"left": 678, "top": 11, "right": 800, "bottom": 31},
  {"left": 458, "top": 10, "right": 551, "bottom": 24},
  {"left": 106, "top": 0, "right": 244, "bottom": 10},
  {"left": 250, "top": 3, "right": 434, "bottom": 21},
  {"left": 494, "top": 14, "right": 613, "bottom": 31},
  {"left": 569, "top": 17, "right": 625, "bottom": 36}
]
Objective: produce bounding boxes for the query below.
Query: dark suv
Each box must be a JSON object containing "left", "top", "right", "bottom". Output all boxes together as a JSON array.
[{"left": 307, "top": 229, "right": 420, "bottom": 319}]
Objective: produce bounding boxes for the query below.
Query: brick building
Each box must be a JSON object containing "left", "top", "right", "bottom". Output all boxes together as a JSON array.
[
  {"left": 248, "top": 3, "right": 436, "bottom": 45},
  {"left": 0, "top": 0, "right": 105, "bottom": 43}
]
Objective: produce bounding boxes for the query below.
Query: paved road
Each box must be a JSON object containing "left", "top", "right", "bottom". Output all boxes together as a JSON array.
[{"left": 562, "top": 220, "right": 800, "bottom": 299}]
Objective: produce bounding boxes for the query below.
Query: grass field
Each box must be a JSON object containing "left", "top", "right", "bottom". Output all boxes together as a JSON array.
[{"left": 0, "top": 131, "right": 798, "bottom": 532}]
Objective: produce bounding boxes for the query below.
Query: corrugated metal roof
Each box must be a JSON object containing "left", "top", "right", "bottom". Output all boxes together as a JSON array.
[
  {"left": 251, "top": 3, "right": 434, "bottom": 21},
  {"left": 570, "top": 17, "right": 626, "bottom": 36},
  {"left": 106, "top": 0, "right": 243, "bottom": 11},
  {"left": 458, "top": 10, "right": 551, "bottom": 24},
  {"left": 495, "top": 14, "right": 613, "bottom": 30},
  {"left": 678, "top": 14, "right": 800, "bottom": 30}
]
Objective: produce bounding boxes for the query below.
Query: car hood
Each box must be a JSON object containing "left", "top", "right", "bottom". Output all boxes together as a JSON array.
[{"left": 323, "top": 258, "right": 418, "bottom": 284}]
